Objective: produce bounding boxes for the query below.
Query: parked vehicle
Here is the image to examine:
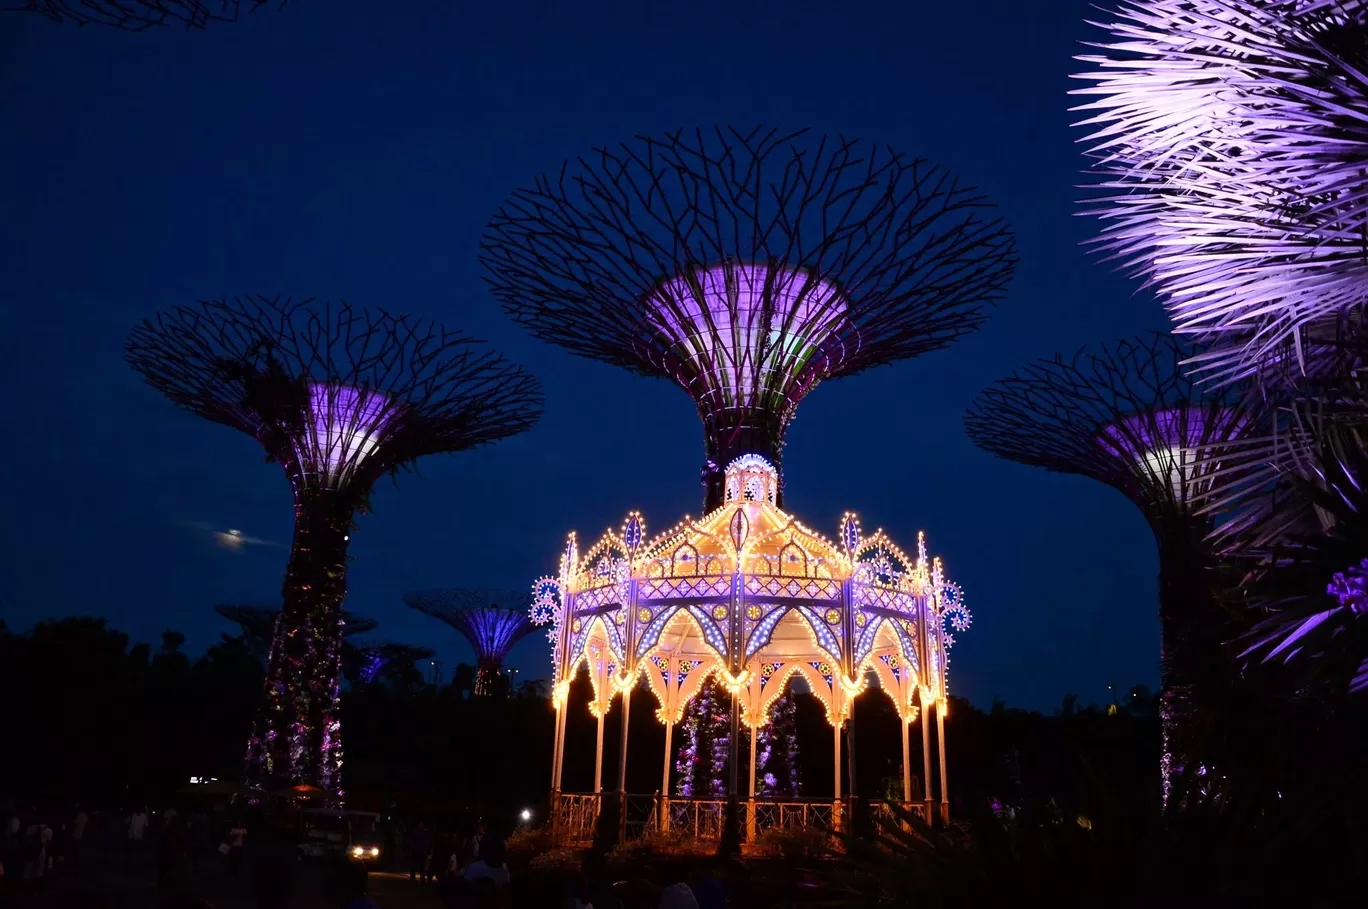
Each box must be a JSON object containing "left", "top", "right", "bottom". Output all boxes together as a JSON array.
[{"left": 296, "top": 809, "right": 383, "bottom": 864}]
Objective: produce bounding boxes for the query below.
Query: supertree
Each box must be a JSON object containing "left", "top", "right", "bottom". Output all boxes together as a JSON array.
[
  {"left": 965, "top": 333, "right": 1251, "bottom": 801},
  {"left": 127, "top": 296, "right": 542, "bottom": 795},
  {"left": 4, "top": 0, "right": 281, "bottom": 30},
  {"left": 403, "top": 588, "right": 537, "bottom": 696},
  {"left": 215, "top": 603, "right": 378, "bottom": 663},
  {"left": 482, "top": 126, "right": 1017, "bottom": 511},
  {"left": 675, "top": 675, "right": 732, "bottom": 798},
  {"left": 757, "top": 690, "right": 802, "bottom": 798},
  {"left": 1073, "top": 1, "right": 1368, "bottom": 385},
  {"left": 355, "top": 642, "right": 437, "bottom": 687}
]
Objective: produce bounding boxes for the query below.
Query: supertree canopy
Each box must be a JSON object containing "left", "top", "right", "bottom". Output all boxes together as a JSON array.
[
  {"left": 1073, "top": 1, "right": 1368, "bottom": 384},
  {"left": 403, "top": 588, "right": 537, "bottom": 696},
  {"left": 482, "top": 126, "right": 1017, "bottom": 510},
  {"left": 965, "top": 333, "right": 1251, "bottom": 799},
  {"left": 127, "top": 296, "right": 542, "bottom": 795},
  {"left": 356, "top": 642, "right": 438, "bottom": 687},
  {"left": 5, "top": 0, "right": 280, "bottom": 29},
  {"left": 215, "top": 603, "right": 378, "bottom": 663}
]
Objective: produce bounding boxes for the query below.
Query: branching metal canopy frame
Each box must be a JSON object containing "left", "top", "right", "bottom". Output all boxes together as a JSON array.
[{"left": 482, "top": 126, "right": 1016, "bottom": 507}]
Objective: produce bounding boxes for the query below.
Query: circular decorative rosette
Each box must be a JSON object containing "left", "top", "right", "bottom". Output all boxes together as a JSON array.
[
  {"left": 939, "top": 582, "right": 971, "bottom": 634},
  {"left": 530, "top": 576, "right": 562, "bottom": 627}
]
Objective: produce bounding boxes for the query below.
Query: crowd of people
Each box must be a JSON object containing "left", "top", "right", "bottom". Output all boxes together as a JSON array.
[
  {"left": 1, "top": 803, "right": 249, "bottom": 894},
  {"left": 398, "top": 817, "right": 511, "bottom": 906}
]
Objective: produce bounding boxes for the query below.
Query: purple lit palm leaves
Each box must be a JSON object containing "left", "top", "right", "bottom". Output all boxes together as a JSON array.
[
  {"left": 965, "top": 333, "right": 1252, "bottom": 799},
  {"left": 1205, "top": 354, "right": 1368, "bottom": 694},
  {"left": 127, "top": 297, "right": 542, "bottom": 794},
  {"left": 482, "top": 126, "right": 1016, "bottom": 509},
  {"left": 1074, "top": 1, "right": 1368, "bottom": 384},
  {"left": 403, "top": 589, "right": 537, "bottom": 696},
  {"left": 6, "top": 0, "right": 281, "bottom": 29}
]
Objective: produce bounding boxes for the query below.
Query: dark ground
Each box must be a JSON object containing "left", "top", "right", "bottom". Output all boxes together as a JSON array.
[{"left": 2, "top": 836, "right": 444, "bottom": 909}]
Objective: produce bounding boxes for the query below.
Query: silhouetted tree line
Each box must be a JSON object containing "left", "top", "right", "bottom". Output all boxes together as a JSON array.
[{"left": 2, "top": 616, "right": 1166, "bottom": 826}]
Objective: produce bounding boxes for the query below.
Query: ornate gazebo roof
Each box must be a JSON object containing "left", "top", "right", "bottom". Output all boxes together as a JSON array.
[{"left": 531, "top": 455, "right": 970, "bottom": 730}]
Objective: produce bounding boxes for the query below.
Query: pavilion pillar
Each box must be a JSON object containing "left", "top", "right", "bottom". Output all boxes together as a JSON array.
[
  {"left": 616, "top": 687, "right": 632, "bottom": 792},
  {"left": 937, "top": 701, "right": 950, "bottom": 823},
  {"left": 901, "top": 715, "right": 912, "bottom": 804},
  {"left": 921, "top": 693, "right": 933, "bottom": 824},
  {"left": 594, "top": 709, "right": 606, "bottom": 794},
  {"left": 747, "top": 722, "right": 758, "bottom": 842},
  {"left": 660, "top": 718, "right": 674, "bottom": 832},
  {"left": 616, "top": 686, "right": 632, "bottom": 838},
  {"left": 551, "top": 700, "right": 567, "bottom": 791},
  {"left": 832, "top": 721, "right": 843, "bottom": 830}
]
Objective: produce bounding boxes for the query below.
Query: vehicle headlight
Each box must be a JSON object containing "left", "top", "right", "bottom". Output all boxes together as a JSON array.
[
  {"left": 370, "top": 847, "right": 380, "bottom": 856},
  {"left": 351, "top": 846, "right": 364, "bottom": 856}
]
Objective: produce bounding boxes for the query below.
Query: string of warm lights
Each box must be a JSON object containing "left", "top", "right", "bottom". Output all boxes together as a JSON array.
[{"left": 534, "top": 454, "right": 971, "bottom": 811}]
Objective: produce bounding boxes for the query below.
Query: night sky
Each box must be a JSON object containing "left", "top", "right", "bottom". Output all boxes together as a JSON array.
[{"left": 0, "top": 0, "right": 1167, "bottom": 711}]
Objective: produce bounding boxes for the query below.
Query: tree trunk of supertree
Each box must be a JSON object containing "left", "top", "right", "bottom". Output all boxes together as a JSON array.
[
  {"left": 1155, "top": 516, "right": 1229, "bottom": 806},
  {"left": 675, "top": 676, "right": 732, "bottom": 798},
  {"left": 474, "top": 662, "right": 497, "bottom": 697},
  {"left": 700, "top": 411, "right": 788, "bottom": 512},
  {"left": 245, "top": 488, "right": 353, "bottom": 797}
]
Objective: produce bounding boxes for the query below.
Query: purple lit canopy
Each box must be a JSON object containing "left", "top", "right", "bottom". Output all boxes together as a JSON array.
[
  {"left": 126, "top": 297, "right": 543, "bottom": 497},
  {"left": 483, "top": 127, "right": 1016, "bottom": 508},
  {"left": 1097, "top": 407, "right": 1248, "bottom": 500},
  {"left": 965, "top": 334, "right": 1252, "bottom": 514},
  {"left": 298, "top": 383, "right": 399, "bottom": 488},
  {"left": 649, "top": 264, "right": 847, "bottom": 414},
  {"left": 1073, "top": 0, "right": 1368, "bottom": 383},
  {"left": 404, "top": 588, "right": 536, "bottom": 694}
]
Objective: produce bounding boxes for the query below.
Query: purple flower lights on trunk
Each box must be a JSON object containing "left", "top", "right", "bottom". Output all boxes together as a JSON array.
[
  {"left": 676, "top": 676, "right": 732, "bottom": 798},
  {"left": 1074, "top": 1, "right": 1368, "bottom": 384},
  {"left": 126, "top": 297, "right": 542, "bottom": 798},
  {"left": 404, "top": 589, "right": 537, "bottom": 696},
  {"left": 482, "top": 127, "right": 1016, "bottom": 510},
  {"left": 1329, "top": 558, "right": 1368, "bottom": 616}
]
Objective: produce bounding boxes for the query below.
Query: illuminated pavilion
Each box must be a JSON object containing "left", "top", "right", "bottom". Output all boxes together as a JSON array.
[{"left": 530, "top": 454, "right": 971, "bottom": 842}]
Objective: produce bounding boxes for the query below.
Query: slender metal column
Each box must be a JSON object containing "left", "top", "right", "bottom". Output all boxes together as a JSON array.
[
  {"left": 937, "top": 701, "right": 950, "bottom": 823},
  {"left": 921, "top": 693, "right": 933, "bottom": 823}
]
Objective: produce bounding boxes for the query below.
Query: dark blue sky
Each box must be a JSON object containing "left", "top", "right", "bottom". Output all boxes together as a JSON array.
[{"left": 0, "top": 0, "right": 1166, "bottom": 710}]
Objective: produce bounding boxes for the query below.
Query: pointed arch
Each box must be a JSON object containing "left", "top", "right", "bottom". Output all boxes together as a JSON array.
[
  {"left": 566, "top": 613, "right": 625, "bottom": 683},
  {"left": 743, "top": 603, "right": 842, "bottom": 665}
]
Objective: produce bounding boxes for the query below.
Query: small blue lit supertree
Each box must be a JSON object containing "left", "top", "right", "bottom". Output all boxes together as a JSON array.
[{"left": 404, "top": 589, "right": 536, "bottom": 696}]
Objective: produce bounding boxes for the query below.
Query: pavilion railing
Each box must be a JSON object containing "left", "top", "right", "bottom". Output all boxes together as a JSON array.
[
  {"left": 553, "top": 793, "right": 933, "bottom": 845},
  {"left": 870, "top": 799, "right": 933, "bottom": 827},
  {"left": 553, "top": 792, "right": 600, "bottom": 844},
  {"left": 555, "top": 793, "right": 848, "bottom": 844}
]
